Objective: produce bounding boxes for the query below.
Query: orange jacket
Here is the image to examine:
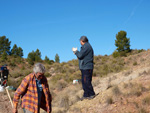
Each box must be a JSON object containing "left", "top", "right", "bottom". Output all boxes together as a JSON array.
[{"left": 13, "top": 73, "right": 52, "bottom": 113}]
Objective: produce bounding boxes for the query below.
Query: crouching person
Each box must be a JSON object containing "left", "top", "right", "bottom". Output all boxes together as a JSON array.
[{"left": 13, "top": 63, "right": 52, "bottom": 113}]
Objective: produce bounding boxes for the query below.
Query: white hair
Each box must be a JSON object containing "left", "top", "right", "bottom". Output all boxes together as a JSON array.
[{"left": 33, "top": 63, "right": 46, "bottom": 74}]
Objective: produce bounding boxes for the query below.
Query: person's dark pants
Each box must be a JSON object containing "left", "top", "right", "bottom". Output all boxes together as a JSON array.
[
  {"left": 23, "top": 108, "right": 40, "bottom": 113},
  {"left": 23, "top": 108, "right": 33, "bottom": 113},
  {"left": 81, "top": 69, "right": 95, "bottom": 97}
]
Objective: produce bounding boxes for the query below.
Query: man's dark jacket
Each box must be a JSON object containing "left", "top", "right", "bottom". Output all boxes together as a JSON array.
[{"left": 75, "top": 42, "right": 94, "bottom": 70}]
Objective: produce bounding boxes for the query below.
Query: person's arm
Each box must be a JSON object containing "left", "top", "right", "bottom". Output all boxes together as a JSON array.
[
  {"left": 44, "top": 77, "right": 52, "bottom": 113},
  {"left": 48, "top": 87, "right": 52, "bottom": 113},
  {"left": 46, "top": 79, "right": 52, "bottom": 112},
  {"left": 75, "top": 46, "right": 89, "bottom": 59},
  {"left": 13, "top": 76, "right": 29, "bottom": 111}
]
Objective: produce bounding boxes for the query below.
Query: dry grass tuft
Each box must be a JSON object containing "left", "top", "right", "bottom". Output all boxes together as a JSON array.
[
  {"left": 56, "top": 80, "right": 67, "bottom": 91},
  {"left": 124, "top": 82, "right": 147, "bottom": 97},
  {"left": 142, "top": 96, "right": 150, "bottom": 105},
  {"left": 138, "top": 108, "right": 147, "bottom": 113},
  {"left": 58, "top": 94, "right": 69, "bottom": 109},
  {"left": 124, "top": 70, "right": 133, "bottom": 76},
  {"left": 106, "top": 96, "right": 113, "bottom": 104},
  {"left": 112, "top": 86, "right": 122, "bottom": 96},
  {"left": 139, "top": 70, "right": 148, "bottom": 76}
]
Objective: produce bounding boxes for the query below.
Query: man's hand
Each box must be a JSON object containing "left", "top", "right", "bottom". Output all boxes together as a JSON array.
[
  {"left": 72, "top": 47, "right": 77, "bottom": 54},
  {"left": 13, "top": 108, "right": 18, "bottom": 113}
]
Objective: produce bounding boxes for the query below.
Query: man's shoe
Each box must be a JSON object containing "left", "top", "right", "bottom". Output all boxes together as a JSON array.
[
  {"left": 87, "top": 95, "right": 96, "bottom": 100},
  {"left": 80, "top": 96, "right": 88, "bottom": 101}
]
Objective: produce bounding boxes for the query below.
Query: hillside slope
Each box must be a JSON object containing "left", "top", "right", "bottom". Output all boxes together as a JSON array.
[
  {"left": 0, "top": 50, "right": 150, "bottom": 113},
  {"left": 68, "top": 65, "right": 150, "bottom": 113},
  {"left": 52, "top": 50, "right": 150, "bottom": 113}
]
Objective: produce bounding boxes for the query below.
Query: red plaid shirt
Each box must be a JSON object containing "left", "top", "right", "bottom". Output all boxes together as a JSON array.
[{"left": 13, "top": 73, "right": 52, "bottom": 113}]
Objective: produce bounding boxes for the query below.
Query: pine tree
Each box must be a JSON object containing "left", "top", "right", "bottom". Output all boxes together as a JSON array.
[
  {"left": 11, "top": 44, "right": 18, "bottom": 57},
  {"left": 35, "top": 49, "right": 41, "bottom": 62},
  {"left": 55, "top": 53, "right": 60, "bottom": 63},
  {"left": 1, "top": 51, "right": 7, "bottom": 61},
  {"left": 115, "top": 31, "right": 131, "bottom": 52},
  {"left": 44, "top": 56, "right": 50, "bottom": 62},
  {"left": 0, "top": 36, "right": 11, "bottom": 55},
  {"left": 27, "top": 51, "right": 35, "bottom": 65},
  {"left": 27, "top": 49, "right": 42, "bottom": 65},
  {"left": 44, "top": 56, "right": 54, "bottom": 65},
  {"left": 11, "top": 44, "right": 24, "bottom": 57},
  {"left": 18, "top": 47, "right": 23, "bottom": 57}
]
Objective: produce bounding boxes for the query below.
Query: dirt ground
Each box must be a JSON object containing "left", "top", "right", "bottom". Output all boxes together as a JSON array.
[
  {"left": 0, "top": 92, "right": 14, "bottom": 113},
  {"left": 0, "top": 91, "right": 23, "bottom": 113}
]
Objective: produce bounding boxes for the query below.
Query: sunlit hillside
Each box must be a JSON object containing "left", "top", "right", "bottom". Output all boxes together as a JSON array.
[{"left": 1, "top": 49, "right": 150, "bottom": 113}]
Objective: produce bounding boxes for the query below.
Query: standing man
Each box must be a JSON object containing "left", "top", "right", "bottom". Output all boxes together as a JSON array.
[
  {"left": 13, "top": 63, "right": 52, "bottom": 113},
  {"left": 72, "top": 36, "right": 95, "bottom": 100}
]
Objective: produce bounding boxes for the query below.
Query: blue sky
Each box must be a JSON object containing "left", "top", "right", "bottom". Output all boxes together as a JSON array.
[{"left": 0, "top": 0, "right": 150, "bottom": 62}]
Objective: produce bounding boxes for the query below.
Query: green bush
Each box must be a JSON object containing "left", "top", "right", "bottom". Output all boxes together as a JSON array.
[
  {"left": 23, "top": 70, "right": 32, "bottom": 76},
  {"left": 119, "top": 51, "right": 127, "bottom": 57},
  {"left": 44, "top": 72, "right": 52, "bottom": 78},
  {"left": 9, "top": 59, "right": 16, "bottom": 67},
  {"left": 138, "top": 49, "right": 145, "bottom": 53},
  {"left": 112, "top": 50, "right": 120, "bottom": 58},
  {"left": 16, "top": 57, "right": 23, "bottom": 63},
  {"left": 1, "top": 52, "right": 8, "bottom": 61},
  {"left": 11, "top": 71, "right": 23, "bottom": 78},
  {"left": 113, "top": 51, "right": 128, "bottom": 58},
  {"left": 68, "top": 59, "right": 78, "bottom": 67},
  {"left": 133, "top": 62, "right": 138, "bottom": 66},
  {"left": 7, "top": 77, "right": 23, "bottom": 88},
  {"left": 51, "top": 73, "right": 65, "bottom": 84},
  {"left": 21, "top": 66, "right": 25, "bottom": 70}
]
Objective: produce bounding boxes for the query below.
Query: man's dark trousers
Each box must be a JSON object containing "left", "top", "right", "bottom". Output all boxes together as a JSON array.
[{"left": 81, "top": 69, "right": 95, "bottom": 97}]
